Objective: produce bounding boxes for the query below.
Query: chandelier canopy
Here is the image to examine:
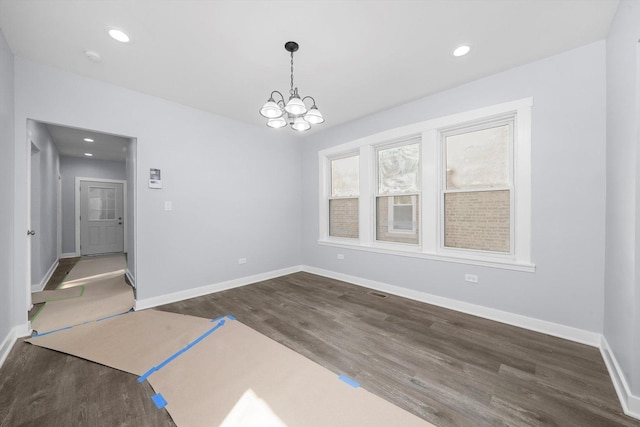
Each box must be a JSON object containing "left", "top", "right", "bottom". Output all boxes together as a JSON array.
[{"left": 259, "top": 41, "right": 324, "bottom": 131}]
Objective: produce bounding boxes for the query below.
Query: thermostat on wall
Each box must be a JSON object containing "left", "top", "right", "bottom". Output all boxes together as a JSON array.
[{"left": 149, "top": 168, "right": 162, "bottom": 189}]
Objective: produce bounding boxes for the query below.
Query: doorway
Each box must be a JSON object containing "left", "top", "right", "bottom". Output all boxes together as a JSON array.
[{"left": 26, "top": 120, "right": 137, "bottom": 323}]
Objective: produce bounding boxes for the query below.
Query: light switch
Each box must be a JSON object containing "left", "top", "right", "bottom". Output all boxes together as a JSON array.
[{"left": 164, "top": 201, "right": 172, "bottom": 211}]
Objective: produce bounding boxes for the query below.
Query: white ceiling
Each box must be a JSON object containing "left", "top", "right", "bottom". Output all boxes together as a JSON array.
[
  {"left": 0, "top": 0, "right": 619, "bottom": 136},
  {"left": 45, "top": 123, "right": 130, "bottom": 162}
]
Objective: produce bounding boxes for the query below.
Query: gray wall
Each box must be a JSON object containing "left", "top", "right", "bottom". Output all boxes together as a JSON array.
[
  {"left": 59, "top": 156, "right": 126, "bottom": 255},
  {"left": 0, "top": 29, "right": 15, "bottom": 343},
  {"left": 12, "top": 58, "right": 301, "bottom": 315},
  {"left": 604, "top": 0, "right": 640, "bottom": 396},
  {"left": 27, "top": 120, "right": 60, "bottom": 289},
  {"left": 301, "top": 41, "right": 607, "bottom": 333}
]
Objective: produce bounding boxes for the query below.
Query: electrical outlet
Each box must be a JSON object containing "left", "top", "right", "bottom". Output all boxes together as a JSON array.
[
  {"left": 465, "top": 274, "right": 478, "bottom": 283},
  {"left": 337, "top": 254, "right": 344, "bottom": 260},
  {"left": 238, "top": 258, "right": 247, "bottom": 265}
]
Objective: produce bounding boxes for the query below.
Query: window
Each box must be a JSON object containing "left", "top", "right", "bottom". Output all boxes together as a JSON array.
[
  {"left": 442, "top": 121, "right": 512, "bottom": 253},
  {"left": 329, "top": 155, "right": 359, "bottom": 239},
  {"left": 318, "top": 98, "right": 533, "bottom": 271},
  {"left": 375, "top": 141, "right": 420, "bottom": 244},
  {"left": 88, "top": 186, "right": 116, "bottom": 220}
]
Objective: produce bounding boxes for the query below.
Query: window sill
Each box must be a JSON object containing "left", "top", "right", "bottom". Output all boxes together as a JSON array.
[{"left": 317, "top": 239, "right": 535, "bottom": 272}]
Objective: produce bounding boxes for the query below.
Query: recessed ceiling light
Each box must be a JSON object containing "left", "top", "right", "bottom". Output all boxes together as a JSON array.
[
  {"left": 84, "top": 138, "right": 94, "bottom": 142},
  {"left": 107, "top": 28, "right": 131, "bottom": 43},
  {"left": 84, "top": 153, "right": 93, "bottom": 157},
  {"left": 453, "top": 45, "right": 471, "bottom": 57}
]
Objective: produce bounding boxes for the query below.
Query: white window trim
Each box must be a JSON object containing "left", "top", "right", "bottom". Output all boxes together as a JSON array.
[
  {"left": 322, "top": 152, "right": 361, "bottom": 240},
  {"left": 438, "top": 117, "right": 515, "bottom": 256},
  {"left": 318, "top": 97, "right": 534, "bottom": 272}
]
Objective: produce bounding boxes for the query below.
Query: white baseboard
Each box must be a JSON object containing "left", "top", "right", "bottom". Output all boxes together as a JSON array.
[
  {"left": 61, "top": 252, "right": 79, "bottom": 258},
  {"left": 0, "top": 323, "right": 31, "bottom": 369},
  {"left": 31, "top": 259, "right": 59, "bottom": 293},
  {"left": 301, "top": 266, "right": 602, "bottom": 347},
  {"left": 135, "top": 265, "right": 303, "bottom": 311},
  {"left": 125, "top": 269, "right": 136, "bottom": 288},
  {"left": 600, "top": 337, "right": 640, "bottom": 420}
]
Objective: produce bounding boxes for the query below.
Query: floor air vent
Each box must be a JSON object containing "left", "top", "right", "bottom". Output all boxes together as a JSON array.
[{"left": 367, "top": 291, "right": 388, "bottom": 298}]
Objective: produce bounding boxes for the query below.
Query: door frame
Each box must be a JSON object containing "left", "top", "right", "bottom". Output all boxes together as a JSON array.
[{"left": 74, "top": 177, "right": 127, "bottom": 256}]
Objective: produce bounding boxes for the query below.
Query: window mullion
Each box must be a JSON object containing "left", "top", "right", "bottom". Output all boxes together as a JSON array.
[
  {"left": 359, "top": 145, "right": 373, "bottom": 245},
  {"left": 422, "top": 129, "right": 438, "bottom": 253}
]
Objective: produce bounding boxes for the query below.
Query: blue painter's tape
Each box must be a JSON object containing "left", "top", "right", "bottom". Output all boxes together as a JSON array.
[
  {"left": 96, "top": 311, "right": 129, "bottom": 322},
  {"left": 31, "top": 326, "right": 73, "bottom": 338},
  {"left": 138, "top": 367, "right": 157, "bottom": 383},
  {"left": 211, "top": 316, "right": 225, "bottom": 323},
  {"left": 151, "top": 393, "right": 167, "bottom": 409},
  {"left": 338, "top": 374, "right": 360, "bottom": 388},
  {"left": 138, "top": 319, "right": 227, "bottom": 383},
  {"left": 226, "top": 314, "right": 236, "bottom": 321}
]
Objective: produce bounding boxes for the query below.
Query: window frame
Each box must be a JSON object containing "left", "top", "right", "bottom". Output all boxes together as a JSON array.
[
  {"left": 318, "top": 98, "right": 534, "bottom": 272},
  {"left": 374, "top": 138, "right": 422, "bottom": 245},
  {"left": 438, "top": 116, "right": 515, "bottom": 256},
  {"left": 324, "top": 152, "right": 361, "bottom": 241}
]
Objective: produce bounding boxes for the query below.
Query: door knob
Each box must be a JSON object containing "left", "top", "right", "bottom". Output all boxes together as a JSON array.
[{"left": 27, "top": 230, "right": 35, "bottom": 236}]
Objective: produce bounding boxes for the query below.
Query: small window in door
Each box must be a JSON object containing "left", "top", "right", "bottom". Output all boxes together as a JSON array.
[{"left": 88, "top": 186, "right": 116, "bottom": 220}]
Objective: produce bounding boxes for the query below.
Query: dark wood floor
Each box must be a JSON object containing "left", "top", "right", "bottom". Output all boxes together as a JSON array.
[{"left": 2, "top": 271, "right": 638, "bottom": 426}]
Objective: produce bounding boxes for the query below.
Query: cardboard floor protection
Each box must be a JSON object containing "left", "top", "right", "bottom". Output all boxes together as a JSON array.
[
  {"left": 31, "top": 275, "right": 134, "bottom": 334},
  {"left": 27, "top": 310, "right": 214, "bottom": 375},
  {"left": 27, "top": 310, "right": 434, "bottom": 427},
  {"left": 58, "top": 253, "right": 126, "bottom": 288},
  {"left": 31, "top": 286, "right": 84, "bottom": 304}
]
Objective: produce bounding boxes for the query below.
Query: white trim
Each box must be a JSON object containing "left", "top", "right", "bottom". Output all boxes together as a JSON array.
[
  {"left": 0, "top": 324, "right": 31, "bottom": 369},
  {"left": 57, "top": 171, "right": 62, "bottom": 260},
  {"left": 301, "top": 265, "right": 599, "bottom": 346},
  {"left": 125, "top": 268, "right": 136, "bottom": 289},
  {"left": 31, "top": 259, "right": 58, "bottom": 293},
  {"left": 61, "top": 252, "right": 78, "bottom": 258},
  {"left": 75, "top": 177, "right": 127, "bottom": 255},
  {"left": 600, "top": 337, "right": 640, "bottom": 420},
  {"left": 318, "top": 240, "right": 535, "bottom": 272},
  {"left": 134, "top": 265, "right": 303, "bottom": 311}
]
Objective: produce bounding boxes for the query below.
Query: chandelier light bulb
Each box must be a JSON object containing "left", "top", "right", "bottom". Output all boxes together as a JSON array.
[
  {"left": 303, "top": 106, "right": 324, "bottom": 124},
  {"left": 260, "top": 98, "right": 283, "bottom": 119},
  {"left": 292, "top": 116, "right": 311, "bottom": 131},
  {"left": 285, "top": 95, "right": 307, "bottom": 116},
  {"left": 266, "top": 117, "right": 287, "bottom": 128}
]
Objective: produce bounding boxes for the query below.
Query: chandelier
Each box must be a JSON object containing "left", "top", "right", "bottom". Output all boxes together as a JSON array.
[{"left": 259, "top": 41, "right": 324, "bottom": 131}]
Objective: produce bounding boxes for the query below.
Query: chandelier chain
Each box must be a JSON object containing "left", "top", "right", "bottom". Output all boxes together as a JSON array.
[{"left": 290, "top": 51, "right": 294, "bottom": 96}]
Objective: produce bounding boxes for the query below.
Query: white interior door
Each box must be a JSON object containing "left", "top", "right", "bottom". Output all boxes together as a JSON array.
[{"left": 80, "top": 180, "right": 124, "bottom": 255}]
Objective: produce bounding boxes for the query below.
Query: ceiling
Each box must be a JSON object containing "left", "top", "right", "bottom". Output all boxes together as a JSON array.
[
  {"left": 0, "top": 0, "right": 619, "bottom": 136},
  {"left": 45, "top": 123, "right": 130, "bottom": 162}
]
